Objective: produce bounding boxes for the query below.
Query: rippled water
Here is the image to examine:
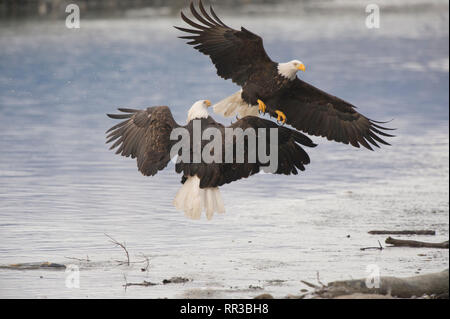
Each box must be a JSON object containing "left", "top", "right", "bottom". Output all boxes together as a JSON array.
[{"left": 0, "top": 1, "right": 448, "bottom": 298}]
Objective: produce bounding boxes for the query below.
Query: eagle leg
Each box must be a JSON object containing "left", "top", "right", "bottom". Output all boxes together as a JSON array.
[
  {"left": 257, "top": 99, "right": 266, "bottom": 114},
  {"left": 275, "top": 110, "right": 286, "bottom": 125}
]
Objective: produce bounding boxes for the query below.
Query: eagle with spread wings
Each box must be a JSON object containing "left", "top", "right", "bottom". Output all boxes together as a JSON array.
[
  {"left": 175, "top": 0, "right": 394, "bottom": 150},
  {"left": 106, "top": 100, "right": 316, "bottom": 220}
]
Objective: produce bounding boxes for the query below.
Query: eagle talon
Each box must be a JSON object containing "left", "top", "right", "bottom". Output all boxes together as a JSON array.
[
  {"left": 275, "top": 110, "right": 286, "bottom": 125},
  {"left": 257, "top": 99, "right": 266, "bottom": 114}
]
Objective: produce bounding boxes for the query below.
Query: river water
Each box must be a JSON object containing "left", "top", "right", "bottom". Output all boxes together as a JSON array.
[{"left": 0, "top": 0, "right": 448, "bottom": 298}]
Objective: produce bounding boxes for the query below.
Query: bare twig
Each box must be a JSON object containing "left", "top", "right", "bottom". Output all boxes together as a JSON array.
[
  {"left": 368, "top": 230, "right": 435, "bottom": 235},
  {"left": 65, "top": 255, "right": 90, "bottom": 262},
  {"left": 138, "top": 253, "right": 150, "bottom": 272},
  {"left": 124, "top": 280, "right": 158, "bottom": 287},
  {"left": 123, "top": 273, "right": 128, "bottom": 291},
  {"left": 301, "top": 280, "right": 320, "bottom": 289},
  {"left": 361, "top": 240, "right": 384, "bottom": 251},
  {"left": 104, "top": 233, "right": 130, "bottom": 266},
  {"left": 311, "top": 269, "right": 449, "bottom": 299}
]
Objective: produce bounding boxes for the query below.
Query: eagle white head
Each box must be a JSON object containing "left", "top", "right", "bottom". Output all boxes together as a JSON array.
[
  {"left": 278, "top": 60, "right": 306, "bottom": 80},
  {"left": 187, "top": 99, "right": 211, "bottom": 122}
]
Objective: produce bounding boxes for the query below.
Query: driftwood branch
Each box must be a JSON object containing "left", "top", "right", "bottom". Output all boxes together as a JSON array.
[
  {"left": 313, "top": 269, "right": 449, "bottom": 299},
  {"left": 316, "top": 271, "right": 326, "bottom": 287},
  {"left": 301, "top": 280, "right": 320, "bottom": 289},
  {"left": 124, "top": 280, "right": 158, "bottom": 287},
  {"left": 0, "top": 262, "right": 66, "bottom": 270},
  {"left": 104, "top": 233, "right": 130, "bottom": 265},
  {"left": 369, "top": 230, "right": 435, "bottom": 235},
  {"left": 385, "top": 237, "right": 449, "bottom": 249}
]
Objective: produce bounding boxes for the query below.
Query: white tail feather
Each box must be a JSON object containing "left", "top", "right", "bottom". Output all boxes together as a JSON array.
[
  {"left": 173, "top": 176, "right": 225, "bottom": 220},
  {"left": 213, "top": 90, "right": 258, "bottom": 118}
]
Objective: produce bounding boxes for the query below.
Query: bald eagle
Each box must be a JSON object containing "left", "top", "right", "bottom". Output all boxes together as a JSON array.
[
  {"left": 106, "top": 100, "right": 316, "bottom": 220},
  {"left": 175, "top": 1, "right": 394, "bottom": 150}
]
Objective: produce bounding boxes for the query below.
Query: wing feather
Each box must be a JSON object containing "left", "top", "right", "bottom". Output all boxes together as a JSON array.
[
  {"left": 175, "top": 0, "right": 273, "bottom": 86},
  {"left": 106, "top": 106, "right": 180, "bottom": 176},
  {"left": 176, "top": 116, "right": 316, "bottom": 188},
  {"left": 266, "top": 79, "right": 394, "bottom": 150}
]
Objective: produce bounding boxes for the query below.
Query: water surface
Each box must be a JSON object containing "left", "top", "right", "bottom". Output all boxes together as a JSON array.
[{"left": 0, "top": 1, "right": 448, "bottom": 298}]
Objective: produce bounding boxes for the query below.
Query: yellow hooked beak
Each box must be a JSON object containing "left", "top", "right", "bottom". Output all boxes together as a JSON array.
[
  {"left": 297, "top": 63, "right": 306, "bottom": 72},
  {"left": 205, "top": 100, "right": 211, "bottom": 107}
]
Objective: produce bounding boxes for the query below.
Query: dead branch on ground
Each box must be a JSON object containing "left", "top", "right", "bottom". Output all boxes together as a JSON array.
[
  {"left": 368, "top": 230, "right": 435, "bottom": 235},
  {"left": 360, "top": 240, "right": 384, "bottom": 251},
  {"left": 138, "top": 253, "right": 150, "bottom": 272},
  {"left": 385, "top": 237, "right": 449, "bottom": 249},
  {"left": 104, "top": 233, "right": 130, "bottom": 266},
  {"left": 311, "top": 269, "right": 449, "bottom": 299},
  {"left": 124, "top": 280, "right": 158, "bottom": 287}
]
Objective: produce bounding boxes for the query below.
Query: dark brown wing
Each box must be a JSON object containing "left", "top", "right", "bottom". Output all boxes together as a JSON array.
[
  {"left": 106, "top": 106, "right": 180, "bottom": 176},
  {"left": 175, "top": 0, "right": 274, "bottom": 86},
  {"left": 266, "top": 79, "right": 394, "bottom": 150},
  {"left": 228, "top": 116, "right": 316, "bottom": 173},
  {"left": 176, "top": 116, "right": 317, "bottom": 188}
]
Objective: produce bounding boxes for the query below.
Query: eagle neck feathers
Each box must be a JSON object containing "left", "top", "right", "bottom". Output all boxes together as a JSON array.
[
  {"left": 277, "top": 62, "right": 298, "bottom": 81},
  {"left": 187, "top": 103, "right": 209, "bottom": 122}
]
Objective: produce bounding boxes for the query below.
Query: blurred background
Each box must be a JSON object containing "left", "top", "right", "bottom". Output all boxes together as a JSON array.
[
  {"left": 2, "top": 0, "right": 449, "bottom": 19},
  {"left": 0, "top": 0, "right": 448, "bottom": 298}
]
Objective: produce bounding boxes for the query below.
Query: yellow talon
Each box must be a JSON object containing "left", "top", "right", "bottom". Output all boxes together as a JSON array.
[
  {"left": 257, "top": 99, "right": 266, "bottom": 114},
  {"left": 275, "top": 110, "right": 286, "bottom": 124}
]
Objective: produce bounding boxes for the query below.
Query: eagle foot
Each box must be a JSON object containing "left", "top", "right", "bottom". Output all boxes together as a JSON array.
[
  {"left": 275, "top": 110, "right": 286, "bottom": 125},
  {"left": 257, "top": 99, "right": 266, "bottom": 114}
]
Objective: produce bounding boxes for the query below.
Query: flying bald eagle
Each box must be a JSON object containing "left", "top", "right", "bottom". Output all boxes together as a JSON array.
[
  {"left": 175, "top": 1, "right": 394, "bottom": 150},
  {"left": 106, "top": 100, "right": 316, "bottom": 220}
]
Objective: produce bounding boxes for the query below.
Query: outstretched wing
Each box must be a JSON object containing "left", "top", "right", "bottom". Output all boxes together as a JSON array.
[
  {"left": 176, "top": 116, "right": 317, "bottom": 188},
  {"left": 175, "top": 0, "right": 274, "bottom": 86},
  {"left": 106, "top": 106, "right": 180, "bottom": 176},
  {"left": 266, "top": 79, "right": 394, "bottom": 150}
]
